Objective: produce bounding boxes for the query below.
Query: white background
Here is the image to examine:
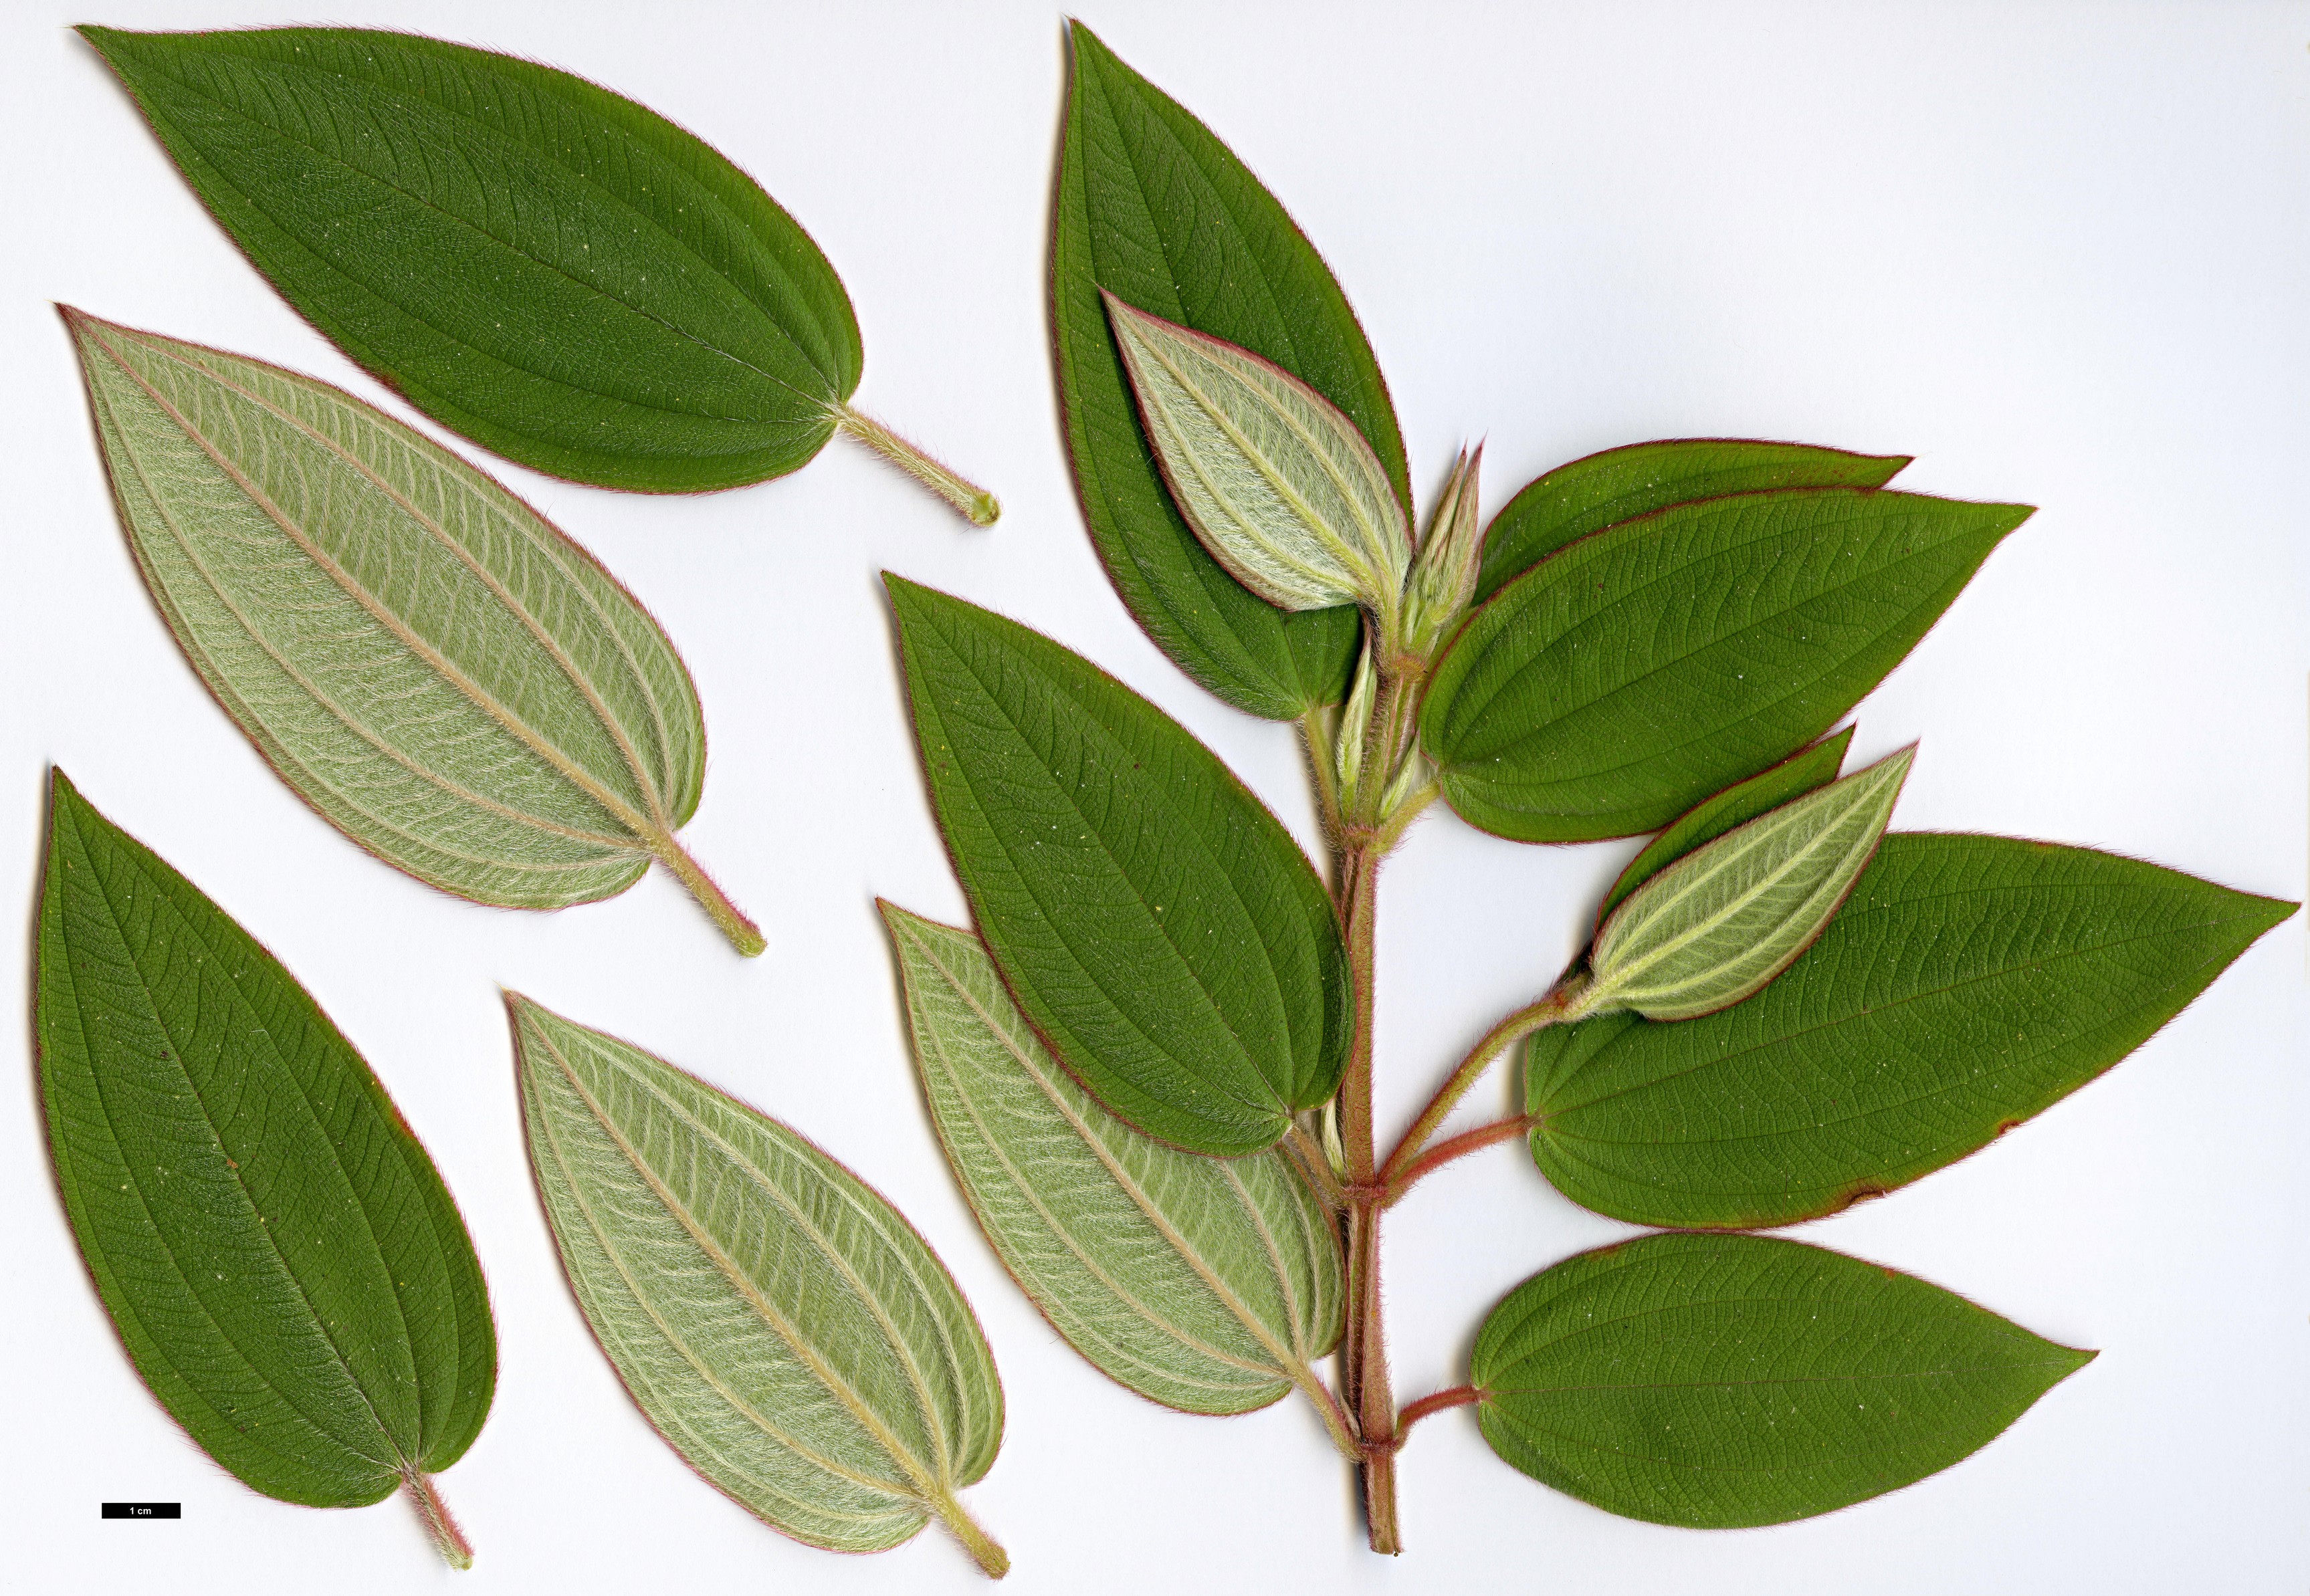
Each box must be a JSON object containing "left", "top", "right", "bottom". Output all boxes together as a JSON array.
[{"left": 2, "top": 1, "right": 2305, "bottom": 1591}]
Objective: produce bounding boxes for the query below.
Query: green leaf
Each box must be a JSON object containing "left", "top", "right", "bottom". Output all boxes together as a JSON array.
[
  {"left": 1471, "top": 1232, "right": 2093, "bottom": 1528},
  {"left": 36, "top": 771, "right": 493, "bottom": 1567},
  {"left": 510, "top": 997, "right": 1009, "bottom": 1576},
  {"left": 886, "top": 578, "right": 1352, "bottom": 1157},
  {"left": 882, "top": 905, "right": 1344, "bottom": 1420},
  {"left": 1422, "top": 487, "right": 2028, "bottom": 842},
  {"left": 64, "top": 309, "right": 762, "bottom": 955},
  {"left": 1528, "top": 834, "right": 2298, "bottom": 1228},
  {"left": 1053, "top": 23, "right": 1406, "bottom": 718},
  {"left": 1597, "top": 727, "right": 1853, "bottom": 924},
  {"left": 80, "top": 25, "right": 862, "bottom": 495},
  {"left": 1474, "top": 439, "right": 1910, "bottom": 604},
  {"left": 1104, "top": 295, "right": 1410, "bottom": 624},
  {"left": 1578, "top": 745, "right": 1911, "bottom": 1022}
]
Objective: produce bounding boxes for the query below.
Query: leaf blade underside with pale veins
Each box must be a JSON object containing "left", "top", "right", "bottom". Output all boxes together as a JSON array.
[
  {"left": 81, "top": 25, "right": 861, "bottom": 492},
  {"left": 36, "top": 772, "right": 494, "bottom": 1534},
  {"left": 1054, "top": 23, "right": 1405, "bottom": 718},
  {"left": 884, "top": 905, "right": 1343, "bottom": 1417},
  {"left": 886, "top": 577, "right": 1352, "bottom": 1157},
  {"left": 1472, "top": 1232, "right": 2093, "bottom": 1528},
  {"left": 64, "top": 310, "right": 758, "bottom": 950},
  {"left": 510, "top": 998, "right": 1007, "bottom": 1575},
  {"left": 1528, "top": 834, "right": 2298, "bottom": 1228},
  {"left": 1422, "top": 487, "right": 2028, "bottom": 843}
]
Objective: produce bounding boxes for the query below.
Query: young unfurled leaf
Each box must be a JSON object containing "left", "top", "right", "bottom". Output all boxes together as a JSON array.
[
  {"left": 36, "top": 772, "right": 494, "bottom": 1567},
  {"left": 1574, "top": 745, "right": 1912, "bottom": 1022},
  {"left": 887, "top": 578, "right": 1352, "bottom": 1156},
  {"left": 1597, "top": 727, "right": 1853, "bottom": 924},
  {"left": 1475, "top": 439, "right": 1910, "bottom": 603},
  {"left": 1104, "top": 295, "right": 1410, "bottom": 629},
  {"left": 1471, "top": 1232, "right": 2093, "bottom": 1528},
  {"left": 1422, "top": 487, "right": 2027, "bottom": 842},
  {"left": 1528, "top": 835, "right": 2297, "bottom": 1228},
  {"left": 64, "top": 310, "right": 762, "bottom": 954},
  {"left": 510, "top": 998, "right": 1008, "bottom": 1576},
  {"left": 883, "top": 906, "right": 1346, "bottom": 1423},
  {"left": 80, "top": 25, "right": 994, "bottom": 520},
  {"left": 1054, "top": 24, "right": 1404, "bottom": 717}
]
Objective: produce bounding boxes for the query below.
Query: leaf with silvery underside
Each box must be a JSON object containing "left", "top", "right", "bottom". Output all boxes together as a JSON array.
[
  {"left": 1055, "top": 24, "right": 1406, "bottom": 718},
  {"left": 64, "top": 309, "right": 762, "bottom": 955},
  {"left": 1471, "top": 1232, "right": 2093, "bottom": 1528},
  {"left": 36, "top": 771, "right": 494, "bottom": 1567},
  {"left": 1576, "top": 745, "right": 1912, "bottom": 1022},
  {"left": 887, "top": 577, "right": 1352, "bottom": 1157},
  {"left": 1597, "top": 727, "right": 1853, "bottom": 925},
  {"left": 1421, "top": 487, "right": 2027, "bottom": 843},
  {"left": 1105, "top": 295, "right": 1410, "bottom": 631},
  {"left": 510, "top": 997, "right": 1009, "bottom": 1576},
  {"left": 79, "top": 26, "right": 994, "bottom": 521},
  {"left": 1474, "top": 439, "right": 1910, "bottom": 604},
  {"left": 883, "top": 905, "right": 1346, "bottom": 1430},
  {"left": 1528, "top": 834, "right": 2297, "bottom": 1229}
]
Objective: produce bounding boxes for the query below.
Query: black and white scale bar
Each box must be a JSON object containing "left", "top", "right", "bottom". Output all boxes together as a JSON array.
[{"left": 101, "top": 1502, "right": 181, "bottom": 1519}]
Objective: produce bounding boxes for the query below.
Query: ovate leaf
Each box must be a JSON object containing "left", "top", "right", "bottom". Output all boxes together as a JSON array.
[
  {"left": 1054, "top": 24, "right": 1405, "bottom": 717},
  {"left": 36, "top": 771, "right": 494, "bottom": 1566},
  {"left": 1578, "top": 745, "right": 1911, "bottom": 1022},
  {"left": 64, "top": 309, "right": 761, "bottom": 954},
  {"left": 1598, "top": 727, "right": 1853, "bottom": 923},
  {"left": 1422, "top": 487, "right": 2027, "bottom": 842},
  {"left": 1529, "top": 834, "right": 2297, "bottom": 1228},
  {"left": 1475, "top": 439, "right": 1910, "bottom": 602},
  {"left": 510, "top": 998, "right": 1008, "bottom": 1576},
  {"left": 887, "top": 578, "right": 1352, "bottom": 1157},
  {"left": 80, "top": 26, "right": 863, "bottom": 496},
  {"left": 883, "top": 905, "right": 1343, "bottom": 1417},
  {"left": 1104, "top": 295, "right": 1410, "bottom": 621},
  {"left": 1471, "top": 1232, "right": 2093, "bottom": 1528}
]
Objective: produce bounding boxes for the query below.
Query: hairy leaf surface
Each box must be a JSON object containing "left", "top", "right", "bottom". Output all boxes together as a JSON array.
[
  {"left": 883, "top": 906, "right": 1342, "bottom": 1415},
  {"left": 1529, "top": 835, "right": 2297, "bottom": 1227},
  {"left": 82, "top": 25, "right": 861, "bottom": 492},
  {"left": 1581, "top": 746, "right": 1911, "bottom": 1021},
  {"left": 65, "top": 310, "right": 758, "bottom": 951},
  {"left": 37, "top": 772, "right": 494, "bottom": 1530},
  {"left": 1054, "top": 25, "right": 1404, "bottom": 717},
  {"left": 888, "top": 579, "right": 1352, "bottom": 1156},
  {"left": 1472, "top": 1233, "right": 2092, "bottom": 1527},
  {"left": 510, "top": 998, "right": 1007, "bottom": 1573},
  {"left": 1598, "top": 727, "right": 1852, "bottom": 924},
  {"left": 1105, "top": 296, "right": 1408, "bottom": 618},
  {"left": 1423, "top": 488, "right": 2027, "bottom": 842},
  {"left": 1475, "top": 439, "right": 1909, "bottom": 603}
]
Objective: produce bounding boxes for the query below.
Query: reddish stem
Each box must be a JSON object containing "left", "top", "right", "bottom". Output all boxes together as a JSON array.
[
  {"left": 1394, "top": 1384, "right": 1483, "bottom": 1436},
  {"left": 1383, "top": 1115, "right": 1533, "bottom": 1207}
]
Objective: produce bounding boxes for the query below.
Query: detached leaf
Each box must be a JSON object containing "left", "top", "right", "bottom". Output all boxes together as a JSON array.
[
  {"left": 1578, "top": 745, "right": 1911, "bottom": 1022},
  {"left": 883, "top": 905, "right": 1344, "bottom": 1417},
  {"left": 1422, "top": 487, "right": 2027, "bottom": 842},
  {"left": 1104, "top": 295, "right": 1410, "bottom": 622},
  {"left": 36, "top": 772, "right": 494, "bottom": 1567},
  {"left": 1529, "top": 835, "right": 2298, "bottom": 1228},
  {"left": 1598, "top": 727, "right": 1853, "bottom": 924},
  {"left": 510, "top": 998, "right": 1009, "bottom": 1576},
  {"left": 1475, "top": 439, "right": 1910, "bottom": 603},
  {"left": 80, "top": 27, "right": 856, "bottom": 496},
  {"left": 887, "top": 578, "right": 1352, "bottom": 1156},
  {"left": 1054, "top": 24, "right": 1404, "bottom": 717},
  {"left": 1472, "top": 1233, "right": 2093, "bottom": 1528},
  {"left": 64, "top": 310, "right": 761, "bottom": 954}
]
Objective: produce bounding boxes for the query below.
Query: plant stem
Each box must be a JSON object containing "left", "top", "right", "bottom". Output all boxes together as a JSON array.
[
  {"left": 930, "top": 1490, "right": 1010, "bottom": 1579},
  {"left": 1283, "top": 1120, "right": 1346, "bottom": 1212},
  {"left": 1378, "top": 980, "right": 1581, "bottom": 1189},
  {"left": 833, "top": 403, "right": 1001, "bottom": 526},
  {"left": 1395, "top": 1384, "right": 1483, "bottom": 1435},
  {"left": 401, "top": 1468, "right": 474, "bottom": 1571},
  {"left": 649, "top": 832, "right": 766, "bottom": 957},
  {"left": 1383, "top": 1115, "right": 1533, "bottom": 1206}
]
